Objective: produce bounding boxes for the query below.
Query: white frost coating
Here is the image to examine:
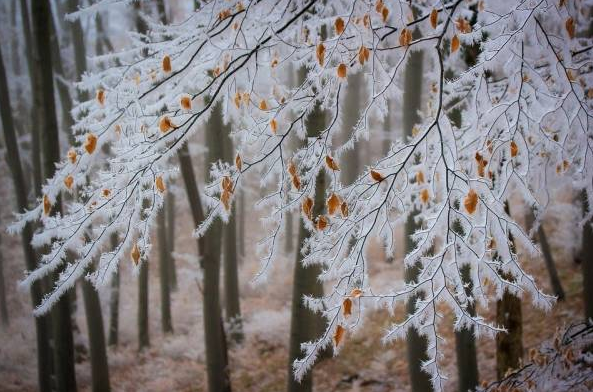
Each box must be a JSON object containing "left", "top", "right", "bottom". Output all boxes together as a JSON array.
[{"left": 13, "top": 0, "right": 593, "bottom": 390}]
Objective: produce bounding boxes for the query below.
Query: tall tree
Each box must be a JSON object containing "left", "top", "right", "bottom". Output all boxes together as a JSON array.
[
  {"left": 138, "top": 250, "right": 150, "bottom": 350},
  {"left": 166, "top": 193, "right": 178, "bottom": 290},
  {"left": 402, "top": 27, "right": 432, "bottom": 392},
  {"left": 108, "top": 234, "right": 120, "bottom": 347},
  {"left": 0, "top": 218, "right": 8, "bottom": 327},
  {"left": 222, "top": 131, "right": 243, "bottom": 344},
  {"left": 580, "top": 190, "right": 593, "bottom": 320},
  {"left": 287, "top": 69, "right": 327, "bottom": 392},
  {"left": 32, "top": 0, "right": 77, "bottom": 390},
  {"left": 158, "top": 207, "right": 173, "bottom": 333},
  {"left": 0, "top": 42, "right": 53, "bottom": 392}
]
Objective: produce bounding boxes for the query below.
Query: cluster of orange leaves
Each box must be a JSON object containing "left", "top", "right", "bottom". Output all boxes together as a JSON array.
[
  {"left": 333, "top": 288, "right": 363, "bottom": 347},
  {"left": 220, "top": 176, "right": 234, "bottom": 211}
]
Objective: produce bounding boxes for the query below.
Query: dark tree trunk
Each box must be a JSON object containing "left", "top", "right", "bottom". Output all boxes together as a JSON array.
[
  {"left": 496, "top": 205, "right": 523, "bottom": 379},
  {"left": 0, "top": 230, "right": 8, "bottom": 327},
  {"left": 454, "top": 265, "right": 479, "bottom": 392},
  {"left": 580, "top": 190, "right": 593, "bottom": 320},
  {"left": 238, "top": 189, "right": 246, "bottom": 258},
  {"left": 158, "top": 207, "right": 173, "bottom": 334},
  {"left": 222, "top": 133, "right": 243, "bottom": 344},
  {"left": 108, "top": 237, "right": 120, "bottom": 347},
  {"left": 0, "top": 43, "right": 53, "bottom": 392},
  {"left": 81, "top": 269, "right": 111, "bottom": 392},
  {"left": 32, "top": 1, "right": 77, "bottom": 390},
  {"left": 340, "top": 72, "right": 362, "bottom": 186},
  {"left": 138, "top": 257, "right": 150, "bottom": 350},
  {"left": 402, "top": 27, "right": 433, "bottom": 392},
  {"left": 166, "top": 193, "right": 178, "bottom": 291},
  {"left": 177, "top": 121, "right": 232, "bottom": 392},
  {"left": 287, "top": 71, "right": 327, "bottom": 392}
]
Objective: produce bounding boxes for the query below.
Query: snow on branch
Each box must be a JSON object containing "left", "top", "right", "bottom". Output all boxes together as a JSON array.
[{"left": 13, "top": 0, "right": 593, "bottom": 390}]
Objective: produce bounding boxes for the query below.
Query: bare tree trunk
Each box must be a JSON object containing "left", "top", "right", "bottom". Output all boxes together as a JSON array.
[
  {"left": 177, "top": 125, "right": 232, "bottom": 392},
  {"left": 166, "top": 193, "right": 178, "bottom": 291},
  {"left": 158, "top": 208, "right": 173, "bottom": 334},
  {"left": 402, "top": 26, "right": 433, "bottom": 392},
  {"left": 454, "top": 265, "right": 479, "bottom": 392},
  {"left": 222, "top": 133, "right": 243, "bottom": 344},
  {"left": 81, "top": 267, "right": 111, "bottom": 392},
  {"left": 287, "top": 71, "right": 327, "bottom": 392},
  {"left": 238, "top": 189, "right": 246, "bottom": 258},
  {"left": 32, "top": 1, "right": 77, "bottom": 390},
  {"left": 0, "top": 229, "right": 8, "bottom": 327},
  {"left": 496, "top": 204, "right": 523, "bottom": 379},
  {"left": 340, "top": 72, "right": 362, "bottom": 186},
  {"left": 138, "top": 256, "right": 150, "bottom": 350},
  {"left": 580, "top": 190, "right": 593, "bottom": 320},
  {"left": 108, "top": 234, "right": 120, "bottom": 347},
  {"left": 0, "top": 43, "right": 53, "bottom": 392}
]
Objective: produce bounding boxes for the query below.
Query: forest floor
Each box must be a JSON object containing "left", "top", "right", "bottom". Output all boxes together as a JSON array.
[{"left": 0, "top": 186, "right": 585, "bottom": 392}]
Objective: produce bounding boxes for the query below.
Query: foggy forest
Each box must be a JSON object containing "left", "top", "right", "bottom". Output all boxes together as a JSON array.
[{"left": 0, "top": 0, "right": 592, "bottom": 391}]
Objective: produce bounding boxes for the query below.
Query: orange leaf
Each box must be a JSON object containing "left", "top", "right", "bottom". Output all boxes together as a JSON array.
[
  {"left": 340, "top": 201, "right": 349, "bottom": 218},
  {"left": 288, "top": 161, "right": 298, "bottom": 177},
  {"left": 375, "top": 0, "right": 384, "bottom": 13},
  {"left": 430, "top": 8, "right": 438, "bottom": 29},
  {"left": 335, "top": 17, "right": 345, "bottom": 35},
  {"left": 64, "top": 175, "right": 74, "bottom": 190},
  {"left": 370, "top": 170, "right": 384, "bottom": 182},
  {"left": 131, "top": 243, "right": 141, "bottom": 266},
  {"left": 337, "top": 63, "right": 347, "bottom": 79},
  {"left": 451, "top": 35, "right": 460, "bottom": 53},
  {"left": 316, "top": 215, "right": 328, "bottom": 231},
  {"left": 510, "top": 140, "right": 518, "bottom": 157},
  {"left": 221, "top": 190, "right": 231, "bottom": 211},
  {"left": 342, "top": 298, "right": 352, "bottom": 317},
  {"left": 363, "top": 14, "right": 371, "bottom": 29},
  {"left": 358, "top": 46, "right": 370, "bottom": 65},
  {"left": 43, "top": 194, "right": 51, "bottom": 216},
  {"left": 235, "top": 154, "right": 242, "bottom": 171},
  {"left": 259, "top": 99, "right": 268, "bottom": 111},
  {"left": 221, "top": 176, "right": 234, "bottom": 193},
  {"left": 381, "top": 6, "right": 389, "bottom": 22},
  {"left": 333, "top": 324, "right": 346, "bottom": 347},
  {"left": 350, "top": 288, "right": 363, "bottom": 298},
  {"left": 234, "top": 92, "right": 241, "bottom": 108},
  {"left": 399, "top": 28, "right": 412, "bottom": 46},
  {"left": 302, "top": 197, "right": 314, "bottom": 220},
  {"left": 316, "top": 43, "right": 326, "bottom": 67},
  {"left": 291, "top": 175, "right": 301, "bottom": 191},
  {"left": 96, "top": 89, "right": 105, "bottom": 106},
  {"left": 327, "top": 193, "right": 341, "bottom": 215},
  {"left": 416, "top": 171, "right": 425, "bottom": 184},
  {"left": 162, "top": 55, "right": 172, "bottom": 73},
  {"left": 156, "top": 176, "right": 166, "bottom": 193},
  {"left": 180, "top": 95, "right": 192, "bottom": 110},
  {"left": 270, "top": 118, "right": 278, "bottom": 134},
  {"left": 420, "top": 188, "right": 429, "bottom": 204},
  {"left": 102, "top": 189, "right": 111, "bottom": 198},
  {"left": 464, "top": 189, "right": 478, "bottom": 214},
  {"left": 565, "top": 17, "right": 575, "bottom": 39},
  {"left": 68, "top": 148, "right": 77, "bottom": 164},
  {"left": 84, "top": 133, "right": 97, "bottom": 154},
  {"left": 325, "top": 155, "right": 340, "bottom": 171},
  {"left": 159, "top": 116, "right": 176, "bottom": 133}
]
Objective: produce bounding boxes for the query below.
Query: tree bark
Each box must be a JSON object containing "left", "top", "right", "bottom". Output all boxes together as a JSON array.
[
  {"left": 166, "top": 193, "right": 178, "bottom": 290},
  {"left": 32, "top": 1, "right": 78, "bottom": 390},
  {"left": 81, "top": 268, "right": 111, "bottom": 392},
  {"left": 0, "top": 43, "right": 53, "bottom": 392},
  {"left": 454, "top": 265, "right": 479, "bottom": 392},
  {"left": 222, "top": 133, "right": 243, "bottom": 344},
  {"left": 177, "top": 115, "right": 232, "bottom": 392},
  {"left": 580, "top": 190, "right": 593, "bottom": 320},
  {"left": 496, "top": 204, "right": 523, "bottom": 379},
  {"left": 0, "top": 228, "right": 8, "bottom": 327},
  {"left": 287, "top": 70, "right": 327, "bottom": 392},
  {"left": 340, "top": 72, "right": 362, "bottom": 186},
  {"left": 138, "top": 256, "right": 150, "bottom": 350},
  {"left": 158, "top": 207, "right": 173, "bottom": 334},
  {"left": 402, "top": 26, "right": 433, "bottom": 392},
  {"left": 108, "top": 236, "right": 120, "bottom": 347}
]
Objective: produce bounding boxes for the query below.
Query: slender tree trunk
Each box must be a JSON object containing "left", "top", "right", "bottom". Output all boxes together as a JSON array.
[
  {"left": 177, "top": 123, "right": 232, "bottom": 392},
  {"left": 158, "top": 208, "right": 173, "bottom": 334},
  {"left": 496, "top": 204, "right": 523, "bottom": 379},
  {"left": 402, "top": 27, "right": 432, "bottom": 392},
  {"left": 19, "top": 0, "right": 42, "bottom": 196},
  {"left": 287, "top": 72, "right": 327, "bottom": 392},
  {"left": 580, "top": 190, "right": 593, "bottom": 320},
  {"left": 0, "top": 230, "right": 8, "bottom": 327},
  {"left": 81, "top": 268, "right": 111, "bottom": 392},
  {"left": 32, "top": 1, "right": 77, "bottom": 390},
  {"left": 222, "top": 133, "right": 243, "bottom": 344},
  {"left": 0, "top": 43, "right": 53, "bottom": 392},
  {"left": 49, "top": 13, "right": 73, "bottom": 140},
  {"left": 238, "top": 189, "right": 246, "bottom": 258},
  {"left": 454, "top": 266, "right": 479, "bottom": 392},
  {"left": 108, "top": 235, "right": 120, "bottom": 347},
  {"left": 138, "top": 257, "right": 150, "bottom": 350},
  {"left": 166, "top": 193, "right": 178, "bottom": 290},
  {"left": 340, "top": 72, "right": 362, "bottom": 186}
]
